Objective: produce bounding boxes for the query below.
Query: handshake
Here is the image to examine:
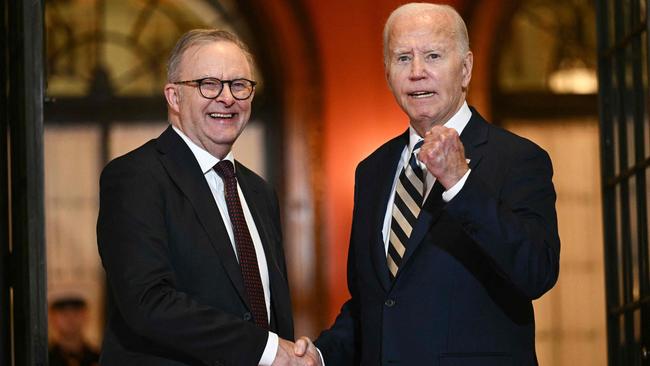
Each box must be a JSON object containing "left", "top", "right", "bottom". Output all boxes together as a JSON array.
[{"left": 272, "top": 337, "right": 322, "bottom": 366}]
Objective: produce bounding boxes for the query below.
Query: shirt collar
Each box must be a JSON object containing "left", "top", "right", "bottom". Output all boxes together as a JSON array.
[
  {"left": 172, "top": 125, "right": 234, "bottom": 174},
  {"left": 408, "top": 101, "right": 472, "bottom": 152}
]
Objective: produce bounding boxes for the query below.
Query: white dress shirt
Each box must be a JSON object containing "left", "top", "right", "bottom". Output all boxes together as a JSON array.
[
  {"left": 381, "top": 102, "right": 473, "bottom": 253},
  {"left": 172, "top": 126, "right": 278, "bottom": 365}
]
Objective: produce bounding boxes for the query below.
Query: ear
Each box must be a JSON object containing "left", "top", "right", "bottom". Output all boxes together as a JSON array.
[
  {"left": 385, "top": 63, "right": 396, "bottom": 94},
  {"left": 384, "top": 61, "right": 391, "bottom": 83},
  {"left": 461, "top": 51, "right": 473, "bottom": 89},
  {"left": 164, "top": 83, "right": 181, "bottom": 114}
]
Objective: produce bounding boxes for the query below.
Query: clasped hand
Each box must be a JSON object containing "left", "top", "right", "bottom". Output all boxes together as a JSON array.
[
  {"left": 272, "top": 337, "right": 321, "bottom": 366},
  {"left": 417, "top": 125, "right": 469, "bottom": 189}
]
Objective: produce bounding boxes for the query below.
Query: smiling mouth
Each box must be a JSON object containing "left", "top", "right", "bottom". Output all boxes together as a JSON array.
[
  {"left": 208, "top": 112, "right": 235, "bottom": 119},
  {"left": 408, "top": 91, "right": 435, "bottom": 99}
]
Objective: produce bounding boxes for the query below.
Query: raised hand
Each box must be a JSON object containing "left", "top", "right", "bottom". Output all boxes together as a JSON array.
[{"left": 418, "top": 125, "right": 468, "bottom": 189}]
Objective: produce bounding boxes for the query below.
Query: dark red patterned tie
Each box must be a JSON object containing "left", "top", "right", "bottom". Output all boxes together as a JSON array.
[{"left": 214, "top": 160, "right": 269, "bottom": 330}]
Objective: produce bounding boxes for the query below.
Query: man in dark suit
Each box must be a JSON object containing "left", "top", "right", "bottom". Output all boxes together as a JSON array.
[
  {"left": 304, "top": 3, "right": 560, "bottom": 365},
  {"left": 97, "top": 29, "right": 319, "bottom": 366}
]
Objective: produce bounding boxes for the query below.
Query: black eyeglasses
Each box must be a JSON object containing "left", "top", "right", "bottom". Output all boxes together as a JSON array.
[{"left": 173, "top": 77, "right": 257, "bottom": 100}]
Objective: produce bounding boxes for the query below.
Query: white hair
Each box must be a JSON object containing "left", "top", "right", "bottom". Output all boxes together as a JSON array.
[{"left": 383, "top": 3, "right": 469, "bottom": 64}]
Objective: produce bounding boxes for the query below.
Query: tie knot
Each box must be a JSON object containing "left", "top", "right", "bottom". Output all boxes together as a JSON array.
[
  {"left": 214, "top": 160, "right": 236, "bottom": 179},
  {"left": 409, "top": 140, "right": 425, "bottom": 180},
  {"left": 413, "top": 139, "right": 424, "bottom": 153},
  {"left": 411, "top": 139, "right": 424, "bottom": 167}
]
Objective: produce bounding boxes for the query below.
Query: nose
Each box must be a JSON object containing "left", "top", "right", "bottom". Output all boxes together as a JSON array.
[
  {"left": 215, "top": 83, "right": 235, "bottom": 106},
  {"left": 409, "top": 55, "right": 426, "bottom": 80}
]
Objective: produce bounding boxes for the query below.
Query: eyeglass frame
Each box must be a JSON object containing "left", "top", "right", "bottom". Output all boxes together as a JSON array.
[{"left": 172, "top": 77, "right": 257, "bottom": 100}]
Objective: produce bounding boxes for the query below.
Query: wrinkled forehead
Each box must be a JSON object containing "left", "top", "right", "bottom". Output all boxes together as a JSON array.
[
  {"left": 179, "top": 41, "right": 252, "bottom": 76},
  {"left": 387, "top": 10, "right": 457, "bottom": 50}
]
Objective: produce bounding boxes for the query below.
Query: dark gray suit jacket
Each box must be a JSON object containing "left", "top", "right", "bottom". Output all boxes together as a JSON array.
[{"left": 97, "top": 126, "right": 293, "bottom": 366}]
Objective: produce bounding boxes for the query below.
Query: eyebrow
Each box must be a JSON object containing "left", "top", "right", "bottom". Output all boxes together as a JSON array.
[
  {"left": 197, "top": 75, "right": 250, "bottom": 80},
  {"left": 392, "top": 47, "right": 443, "bottom": 55},
  {"left": 391, "top": 48, "right": 414, "bottom": 55}
]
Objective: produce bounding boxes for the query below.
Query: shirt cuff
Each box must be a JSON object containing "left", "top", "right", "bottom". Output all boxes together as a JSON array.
[
  {"left": 258, "top": 332, "right": 279, "bottom": 366},
  {"left": 441, "top": 169, "right": 471, "bottom": 202}
]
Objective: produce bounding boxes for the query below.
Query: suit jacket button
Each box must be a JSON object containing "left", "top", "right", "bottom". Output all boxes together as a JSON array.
[
  {"left": 243, "top": 312, "right": 252, "bottom": 321},
  {"left": 384, "top": 299, "right": 396, "bottom": 307}
]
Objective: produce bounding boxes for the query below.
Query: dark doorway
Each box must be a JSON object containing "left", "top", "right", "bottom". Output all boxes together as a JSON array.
[
  {"left": 596, "top": 0, "right": 650, "bottom": 364},
  {"left": 1, "top": 0, "right": 48, "bottom": 365}
]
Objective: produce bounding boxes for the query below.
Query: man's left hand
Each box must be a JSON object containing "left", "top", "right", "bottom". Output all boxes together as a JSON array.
[{"left": 418, "top": 125, "right": 469, "bottom": 189}]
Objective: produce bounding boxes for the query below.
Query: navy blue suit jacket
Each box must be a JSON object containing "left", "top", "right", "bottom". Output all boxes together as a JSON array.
[
  {"left": 97, "top": 126, "right": 294, "bottom": 366},
  {"left": 315, "top": 109, "right": 560, "bottom": 366}
]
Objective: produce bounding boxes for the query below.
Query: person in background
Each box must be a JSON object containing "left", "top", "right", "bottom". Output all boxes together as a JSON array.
[{"left": 49, "top": 294, "right": 100, "bottom": 366}]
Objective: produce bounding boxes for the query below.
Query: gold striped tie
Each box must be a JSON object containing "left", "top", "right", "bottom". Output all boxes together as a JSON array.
[{"left": 387, "top": 140, "right": 425, "bottom": 280}]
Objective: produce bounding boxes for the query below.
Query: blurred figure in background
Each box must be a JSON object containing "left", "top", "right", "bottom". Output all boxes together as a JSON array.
[{"left": 48, "top": 291, "right": 99, "bottom": 366}]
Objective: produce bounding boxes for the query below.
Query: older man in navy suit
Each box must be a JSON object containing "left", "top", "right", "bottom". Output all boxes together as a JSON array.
[{"left": 300, "top": 3, "right": 560, "bottom": 365}]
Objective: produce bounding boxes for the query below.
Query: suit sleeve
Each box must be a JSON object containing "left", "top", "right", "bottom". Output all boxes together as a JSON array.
[
  {"left": 314, "top": 168, "right": 362, "bottom": 366},
  {"left": 313, "top": 258, "right": 360, "bottom": 366},
  {"left": 445, "top": 142, "right": 560, "bottom": 300},
  {"left": 97, "top": 158, "right": 268, "bottom": 366}
]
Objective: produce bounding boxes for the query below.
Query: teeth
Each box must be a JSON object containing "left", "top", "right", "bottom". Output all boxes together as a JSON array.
[
  {"left": 209, "top": 113, "right": 234, "bottom": 118},
  {"left": 410, "top": 91, "right": 434, "bottom": 98}
]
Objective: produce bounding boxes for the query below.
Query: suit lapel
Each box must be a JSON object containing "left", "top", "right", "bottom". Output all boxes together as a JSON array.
[
  {"left": 459, "top": 107, "right": 488, "bottom": 171},
  {"left": 235, "top": 162, "right": 291, "bottom": 332},
  {"left": 396, "top": 109, "right": 489, "bottom": 279},
  {"left": 369, "top": 131, "right": 409, "bottom": 292},
  {"left": 155, "top": 126, "right": 249, "bottom": 307},
  {"left": 235, "top": 165, "right": 277, "bottom": 274}
]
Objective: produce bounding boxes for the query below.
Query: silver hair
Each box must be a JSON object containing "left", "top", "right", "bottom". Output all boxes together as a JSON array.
[
  {"left": 382, "top": 3, "right": 469, "bottom": 65},
  {"left": 166, "top": 29, "right": 256, "bottom": 82}
]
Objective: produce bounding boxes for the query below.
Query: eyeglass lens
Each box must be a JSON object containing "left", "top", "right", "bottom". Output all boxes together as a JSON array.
[{"left": 199, "top": 79, "right": 254, "bottom": 100}]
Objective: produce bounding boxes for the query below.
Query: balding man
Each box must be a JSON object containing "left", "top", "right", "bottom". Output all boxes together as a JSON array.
[{"left": 309, "top": 3, "right": 560, "bottom": 365}]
